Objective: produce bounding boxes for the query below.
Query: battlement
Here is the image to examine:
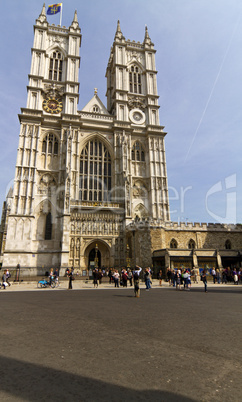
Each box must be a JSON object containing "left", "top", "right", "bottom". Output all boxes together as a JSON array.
[
  {"left": 163, "top": 221, "right": 242, "bottom": 232},
  {"left": 127, "top": 219, "right": 242, "bottom": 232}
]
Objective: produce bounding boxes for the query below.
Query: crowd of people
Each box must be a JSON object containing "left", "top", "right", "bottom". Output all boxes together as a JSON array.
[
  {"left": 92, "top": 266, "right": 153, "bottom": 296},
  {"left": 166, "top": 266, "right": 242, "bottom": 292},
  {"left": 1, "top": 264, "right": 242, "bottom": 293}
]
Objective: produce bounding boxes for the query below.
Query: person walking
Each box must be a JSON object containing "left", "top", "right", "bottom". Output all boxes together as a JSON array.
[
  {"left": 201, "top": 269, "right": 208, "bottom": 292},
  {"left": 1, "top": 270, "right": 8, "bottom": 289},
  {"left": 68, "top": 267, "right": 74, "bottom": 290},
  {"left": 211, "top": 267, "right": 216, "bottom": 284},
  {"left": 158, "top": 269, "right": 163, "bottom": 286},
  {"left": 6, "top": 269, "right": 11, "bottom": 287},
  {"left": 133, "top": 265, "right": 142, "bottom": 297},
  {"left": 93, "top": 268, "right": 98, "bottom": 288}
]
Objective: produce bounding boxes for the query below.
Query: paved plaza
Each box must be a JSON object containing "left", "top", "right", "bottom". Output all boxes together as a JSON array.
[{"left": 0, "top": 281, "right": 241, "bottom": 401}]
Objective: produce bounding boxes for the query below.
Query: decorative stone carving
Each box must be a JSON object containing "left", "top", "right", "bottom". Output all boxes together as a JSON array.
[{"left": 128, "top": 96, "right": 146, "bottom": 111}]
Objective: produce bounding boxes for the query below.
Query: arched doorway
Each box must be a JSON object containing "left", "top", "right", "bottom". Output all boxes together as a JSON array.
[
  {"left": 84, "top": 241, "right": 111, "bottom": 270},
  {"left": 89, "top": 248, "right": 101, "bottom": 269}
]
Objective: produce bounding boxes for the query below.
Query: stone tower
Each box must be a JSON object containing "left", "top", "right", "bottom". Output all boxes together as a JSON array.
[
  {"left": 2, "top": 9, "right": 170, "bottom": 275},
  {"left": 106, "top": 22, "right": 170, "bottom": 224},
  {"left": 2, "top": 6, "right": 82, "bottom": 273}
]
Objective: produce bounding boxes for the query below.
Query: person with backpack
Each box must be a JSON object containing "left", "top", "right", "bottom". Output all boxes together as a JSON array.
[
  {"left": 133, "top": 265, "right": 142, "bottom": 297},
  {"left": 121, "top": 269, "right": 128, "bottom": 287}
]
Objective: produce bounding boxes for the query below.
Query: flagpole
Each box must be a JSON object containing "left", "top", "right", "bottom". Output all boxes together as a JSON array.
[{"left": 60, "top": 3, "right": 63, "bottom": 26}]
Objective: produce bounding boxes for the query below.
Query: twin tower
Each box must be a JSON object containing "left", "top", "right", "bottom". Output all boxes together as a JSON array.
[{"left": 2, "top": 6, "right": 170, "bottom": 274}]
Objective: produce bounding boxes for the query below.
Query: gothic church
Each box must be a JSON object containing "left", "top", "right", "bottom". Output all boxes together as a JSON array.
[
  {"left": 1, "top": 6, "right": 242, "bottom": 276},
  {"left": 0, "top": 6, "right": 170, "bottom": 275}
]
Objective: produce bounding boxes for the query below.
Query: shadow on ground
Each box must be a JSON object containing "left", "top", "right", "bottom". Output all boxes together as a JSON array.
[{"left": 0, "top": 355, "right": 195, "bottom": 402}]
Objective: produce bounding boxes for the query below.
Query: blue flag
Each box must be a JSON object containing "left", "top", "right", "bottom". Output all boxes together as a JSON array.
[{"left": 47, "top": 3, "right": 62, "bottom": 15}]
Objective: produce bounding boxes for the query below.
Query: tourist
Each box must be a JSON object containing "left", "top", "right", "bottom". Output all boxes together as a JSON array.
[
  {"left": 49, "top": 268, "right": 54, "bottom": 287},
  {"left": 201, "top": 269, "right": 208, "bottom": 292},
  {"left": 6, "top": 269, "right": 11, "bottom": 287},
  {"left": 92, "top": 268, "right": 98, "bottom": 288},
  {"left": 144, "top": 268, "right": 152, "bottom": 290},
  {"left": 158, "top": 269, "right": 163, "bottom": 286},
  {"left": 233, "top": 269, "right": 239, "bottom": 285},
  {"left": 127, "top": 269, "right": 133, "bottom": 286},
  {"left": 192, "top": 266, "right": 199, "bottom": 284},
  {"left": 216, "top": 268, "right": 221, "bottom": 284},
  {"left": 1, "top": 270, "right": 8, "bottom": 289},
  {"left": 121, "top": 269, "right": 128, "bottom": 287},
  {"left": 113, "top": 270, "right": 120, "bottom": 287},
  {"left": 211, "top": 267, "right": 216, "bottom": 284},
  {"left": 133, "top": 265, "right": 142, "bottom": 297},
  {"left": 166, "top": 267, "right": 172, "bottom": 285},
  {"left": 98, "top": 269, "right": 103, "bottom": 285},
  {"left": 68, "top": 267, "right": 74, "bottom": 289},
  {"left": 175, "top": 270, "right": 181, "bottom": 290}
]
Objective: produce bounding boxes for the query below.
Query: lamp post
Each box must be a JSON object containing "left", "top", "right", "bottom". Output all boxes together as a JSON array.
[
  {"left": 94, "top": 243, "right": 99, "bottom": 269},
  {"left": 126, "top": 244, "right": 131, "bottom": 269}
]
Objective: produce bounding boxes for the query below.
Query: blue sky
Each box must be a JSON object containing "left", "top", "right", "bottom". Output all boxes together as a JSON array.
[{"left": 0, "top": 0, "right": 242, "bottom": 224}]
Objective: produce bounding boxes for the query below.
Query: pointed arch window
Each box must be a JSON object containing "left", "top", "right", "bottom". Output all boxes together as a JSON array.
[
  {"left": 131, "top": 141, "right": 145, "bottom": 162},
  {"left": 49, "top": 51, "right": 63, "bottom": 81},
  {"left": 42, "top": 133, "right": 59, "bottom": 156},
  {"left": 79, "top": 140, "right": 112, "bottom": 202},
  {"left": 188, "top": 239, "right": 196, "bottom": 249},
  {"left": 170, "top": 239, "right": 178, "bottom": 249},
  {"left": 45, "top": 212, "right": 52, "bottom": 240},
  {"left": 225, "top": 240, "right": 232, "bottom": 249},
  {"left": 129, "top": 65, "right": 142, "bottom": 94}
]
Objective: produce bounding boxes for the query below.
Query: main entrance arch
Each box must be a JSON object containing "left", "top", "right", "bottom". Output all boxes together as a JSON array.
[
  {"left": 89, "top": 248, "right": 101, "bottom": 269},
  {"left": 84, "top": 241, "right": 111, "bottom": 270}
]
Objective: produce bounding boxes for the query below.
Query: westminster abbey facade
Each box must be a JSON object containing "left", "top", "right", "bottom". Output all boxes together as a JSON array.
[
  {"left": 1, "top": 6, "right": 242, "bottom": 276},
  {"left": 0, "top": 6, "right": 170, "bottom": 275}
]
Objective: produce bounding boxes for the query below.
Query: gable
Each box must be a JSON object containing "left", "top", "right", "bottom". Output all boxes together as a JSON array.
[{"left": 81, "top": 94, "right": 110, "bottom": 115}]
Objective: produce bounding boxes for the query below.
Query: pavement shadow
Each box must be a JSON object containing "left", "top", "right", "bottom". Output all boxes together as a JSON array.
[
  {"left": 0, "top": 355, "right": 195, "bottom": 401},
  {"left": 189, "top": 287, "right": 242, "bottom": 294}
]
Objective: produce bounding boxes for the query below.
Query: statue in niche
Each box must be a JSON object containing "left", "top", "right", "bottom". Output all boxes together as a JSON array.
[
  {"left": 132, "top": 181, "right": 147, "bottom": 199},
  {"left": 133, "top": 203, "right": 148, "bottom": 220}
]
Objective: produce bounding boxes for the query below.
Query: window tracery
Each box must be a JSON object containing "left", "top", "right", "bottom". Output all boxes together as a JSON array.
[
  {"left": 48, "top": 51, "right": 63, "bottom": 81},
  {"left": 170, "top": 239, "right": 178, "bottom": 249},
  {"left": 129, "top": 65, "right": 142, "bottom": 94},
  {"left": 79, "top": 140, "right": 112, "bottom": 202},
  {"left": 42, "top": 133, "right": 59, "bottom": 155},
  {"left": 45, "top": 212, "right": 52, "bottom": 240},
  {"left": 131, "top": 141, "right": 145, "bottom": 162},
  {"left": 188, "top": 239, "right": 196, "bottom": 249}
]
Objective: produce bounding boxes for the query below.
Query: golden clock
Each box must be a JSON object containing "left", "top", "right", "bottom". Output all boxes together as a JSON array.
[{"left": 43, "top": 97, "right": 63, "bottom": 114}]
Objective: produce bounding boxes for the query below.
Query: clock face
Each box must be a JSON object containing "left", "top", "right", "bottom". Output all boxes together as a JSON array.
[
  {"left": 129, "top": 108, "right": 146, "bottom": 125},
  {"left": 43, "top": 97, "right": 63, "bottom": 114}
]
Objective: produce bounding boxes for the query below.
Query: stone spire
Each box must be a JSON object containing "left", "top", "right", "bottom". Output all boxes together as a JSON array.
[
  {"left": 143, "top": 25, "right": 152, "bottom": 45},
  {"left": 36, "top": 3, "right": 47, "bottom": 24},
  {"left": 114, "top": 20, "right": 125, "bottom": 41},
  {"left": 71, "top": 10, "right": 80, "bottom": 30}
]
